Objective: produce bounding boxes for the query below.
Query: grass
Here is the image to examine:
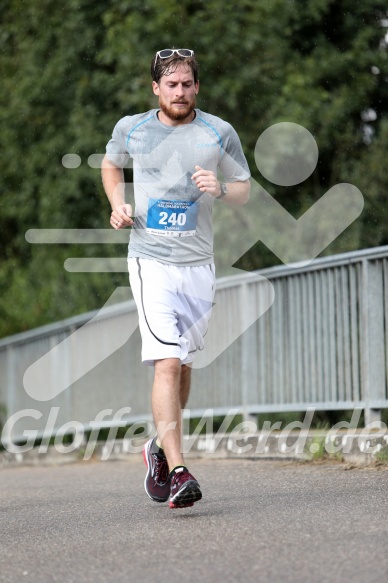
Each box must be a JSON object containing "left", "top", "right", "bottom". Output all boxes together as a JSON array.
[
  {"left": 186, "top": 414, "right": 244, "bottom": 435},
  {"left": 374, "top": 445, "right": 388, "bottom": 466},
  {"left": 305, "top": 434, "right": 344, "bottom": 462}
]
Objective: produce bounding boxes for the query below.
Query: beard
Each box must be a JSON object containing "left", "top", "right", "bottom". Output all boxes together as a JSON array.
[{"left": 159, "top": 94, "right": 196, "bottom": 121}]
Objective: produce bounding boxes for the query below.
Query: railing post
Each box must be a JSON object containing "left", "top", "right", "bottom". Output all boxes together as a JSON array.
[
  {"left": 361, "top": 258, "right": 384, "bottom": 425},
  {"left": 240, "top": 281, "right": 258, "bottom": 426}
]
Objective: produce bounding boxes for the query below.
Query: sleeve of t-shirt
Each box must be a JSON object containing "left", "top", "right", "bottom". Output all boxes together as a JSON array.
[
  {"left": 219, "top": 123, "right": 251, "bottom": 182},
  {"left": 105, "top": 117, "right": 131, "bottom": 168}
]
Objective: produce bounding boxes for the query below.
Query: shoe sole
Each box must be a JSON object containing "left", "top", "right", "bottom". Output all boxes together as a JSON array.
[
  {"left": 143, "top": 440, "right": 170, "bottom": 503},
  {"left": 169, "top": 501, "right": 194, "bottom": 509},
  {"left": 169, "top": 480, "right": 202, "bottom": 509}
]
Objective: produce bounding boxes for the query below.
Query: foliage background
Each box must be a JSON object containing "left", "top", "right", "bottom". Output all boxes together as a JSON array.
[{"left": 1, "top": 0, "right": 388, "bottom": 337}]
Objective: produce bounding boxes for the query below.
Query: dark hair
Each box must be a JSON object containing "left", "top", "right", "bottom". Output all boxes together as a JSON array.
[{"left": 151, "top": 54, "right": 199, "bottom": 84}]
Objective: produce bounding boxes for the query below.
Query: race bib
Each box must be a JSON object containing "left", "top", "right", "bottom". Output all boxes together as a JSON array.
[{"left": 146, "top": 198, "right": 199, "bottom": 237}]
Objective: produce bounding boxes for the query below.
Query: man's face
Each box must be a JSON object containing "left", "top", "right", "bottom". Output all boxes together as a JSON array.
[{"left": 152, "top": 63, "right": 199, "bottom": 123}]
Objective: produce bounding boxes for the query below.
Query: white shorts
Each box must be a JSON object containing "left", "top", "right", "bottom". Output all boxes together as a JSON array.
[{"left": 128, "top": 258, "right": 216, "bottom": 366}]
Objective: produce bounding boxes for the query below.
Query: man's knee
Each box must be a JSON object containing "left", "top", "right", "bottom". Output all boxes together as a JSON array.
[{"left": 154, "top": 358, "right": 181, "bottom": 379}]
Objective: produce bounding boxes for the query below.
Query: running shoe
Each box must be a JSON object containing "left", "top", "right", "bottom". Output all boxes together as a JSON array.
[
  {"left": 169, "top": 467, "right": 202, "bottom": 509},
  {"left": 143, "top": 437, "right": 171, "bottom": 503}
]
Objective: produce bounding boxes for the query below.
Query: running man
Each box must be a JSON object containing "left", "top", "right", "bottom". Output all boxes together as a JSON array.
[{"left": 102, "top": 49, "right": 250, "bottom": 508}]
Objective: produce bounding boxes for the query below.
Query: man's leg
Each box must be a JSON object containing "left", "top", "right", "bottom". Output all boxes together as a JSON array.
[
  {"left": 151, "top": 358, "right": 201, "bottom": 508},
  {"left": 152, "top": 359, "right": 192, "bottom": 469},
  {"left": 179, "top": 363, "right": 192, "bottom": 408}
]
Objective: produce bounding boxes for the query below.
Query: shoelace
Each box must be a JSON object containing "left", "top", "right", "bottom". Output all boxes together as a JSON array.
[
  {"left": 151, "top": 453, "right": 169, "bottom": 484},
  {"left": 171, "top": 471, "right": 196, "bottom": 488}
]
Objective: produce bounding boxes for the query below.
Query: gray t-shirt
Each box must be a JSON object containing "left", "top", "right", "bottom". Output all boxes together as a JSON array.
[{"left": 105, "top": 108, "right": 250, "bottom": 266}]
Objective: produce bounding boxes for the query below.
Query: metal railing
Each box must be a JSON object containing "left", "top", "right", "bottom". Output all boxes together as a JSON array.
[{"left": 1, "top": 246, "right": 388, "bottom": 445}]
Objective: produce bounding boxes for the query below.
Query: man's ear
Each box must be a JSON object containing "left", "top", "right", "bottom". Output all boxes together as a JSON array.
[
  {"left": 152, "top": 81, "right": 160, "bottom": 96},
  {"left": 195, "top": 81, "right": 200, "bottom": 95}
]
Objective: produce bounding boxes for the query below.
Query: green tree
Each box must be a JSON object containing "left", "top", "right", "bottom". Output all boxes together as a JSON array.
[{"left": 1, "top": 0, "right": 388, "bottom": 336}]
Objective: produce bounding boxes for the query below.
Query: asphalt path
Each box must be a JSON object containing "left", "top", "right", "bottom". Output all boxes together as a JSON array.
[{"left": 0, "top": 458, "right": 387, "bottom": 583}]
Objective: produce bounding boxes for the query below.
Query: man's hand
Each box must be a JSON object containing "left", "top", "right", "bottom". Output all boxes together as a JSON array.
[
  {"left": 191, "top": 165, "right": 221, "bottom": 198},
  {"left": 110, "top": 204, "right": 134, "bottom": 229},
  {"left": 191, "top": 165, "right": 250, "bottom": 206}
]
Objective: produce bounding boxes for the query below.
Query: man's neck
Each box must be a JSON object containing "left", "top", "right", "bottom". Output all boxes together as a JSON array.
[{"left": 157, "top": 109, "right": 196, "bottom": 127}]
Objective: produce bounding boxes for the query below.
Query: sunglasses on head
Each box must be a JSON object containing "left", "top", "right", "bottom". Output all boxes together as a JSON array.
[{"left": 155, "top": 48, "right": 194, "bottom": 60}]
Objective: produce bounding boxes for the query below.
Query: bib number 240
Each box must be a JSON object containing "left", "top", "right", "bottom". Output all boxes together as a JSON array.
[{"left": 158, "top": 211, "right": 187, "bottom": 227}]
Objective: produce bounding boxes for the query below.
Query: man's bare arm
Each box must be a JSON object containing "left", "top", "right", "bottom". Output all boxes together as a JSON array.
[
  {"left": 216, "top": 179, "right": 250, "bottom": 206},
  {"left": 101, "top": 155, "right": 134, "bottom": 229}
]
